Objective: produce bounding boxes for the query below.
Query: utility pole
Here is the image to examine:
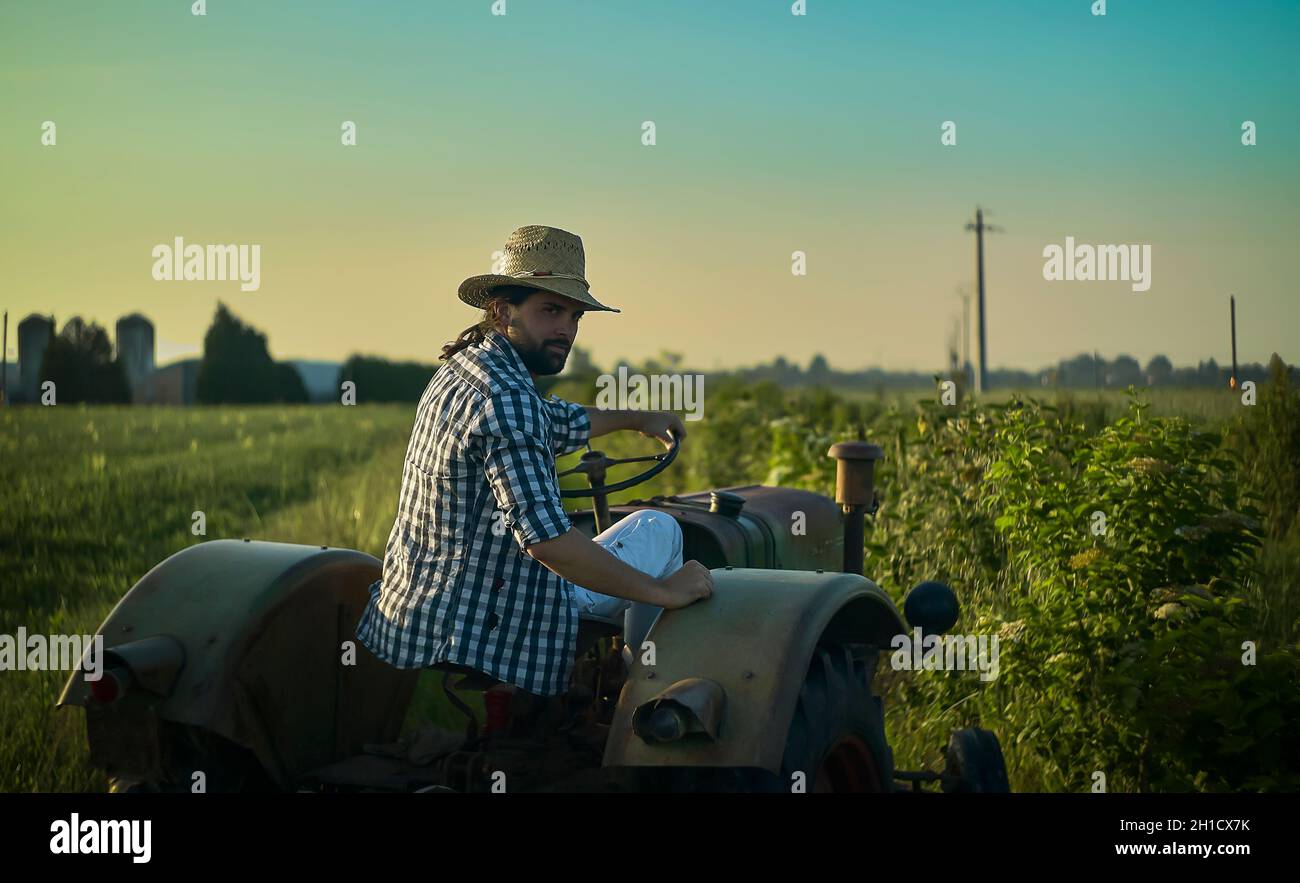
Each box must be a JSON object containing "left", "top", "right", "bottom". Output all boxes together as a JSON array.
[
  {"left": 956, "top": 285, "right": 971, "bottom": 384},
  {"left": 1229, "top": 295, "right": 1239, "bottom": 390},
  {"left": 965, "top": 207, "right": 1003, "bottom": 395},
  {"left": 1, "top": 311, "right": 7, "bottom": 407}
]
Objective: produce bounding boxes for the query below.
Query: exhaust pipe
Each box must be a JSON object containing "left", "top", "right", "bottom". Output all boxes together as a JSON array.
[{"left": 827, "top": 441, "right": 883, "bottom": 575}]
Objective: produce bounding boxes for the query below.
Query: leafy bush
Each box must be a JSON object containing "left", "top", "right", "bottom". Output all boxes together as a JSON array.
[
  {"left": 979, "top": 396, "right": 1295, "bottom": 791},
  {"left": 1231, "top": 354, "right": 1300, "bottom": 542},
  {"left": 765, "top": 386, "right": 1300, "bottom": 791}
]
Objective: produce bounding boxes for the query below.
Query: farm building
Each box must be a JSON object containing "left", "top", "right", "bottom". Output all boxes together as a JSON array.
[{"left": 133, "top": 358, "right": 200, "bottom": 405}]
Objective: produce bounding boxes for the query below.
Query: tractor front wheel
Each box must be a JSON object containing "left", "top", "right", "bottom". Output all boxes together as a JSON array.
[
  {"left": 630, "top": 643, "right": 891, "bottom": 793},
  {"left": 771, "top": 643, "right": 892, "bottom": 793}
]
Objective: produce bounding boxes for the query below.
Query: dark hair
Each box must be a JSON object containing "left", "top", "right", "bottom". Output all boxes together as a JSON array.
[{"left": 439, "top": 286, "right": 536, "bottom": 362}]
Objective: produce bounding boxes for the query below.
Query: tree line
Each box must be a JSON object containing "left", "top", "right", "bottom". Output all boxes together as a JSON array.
[{"left": 21, "top": 306, "right": 1294, "bottom": 404}]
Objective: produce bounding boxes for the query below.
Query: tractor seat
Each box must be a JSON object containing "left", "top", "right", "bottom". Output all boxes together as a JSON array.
[{"left": 428, "top": 611, "right": 625, "bottom": 692}]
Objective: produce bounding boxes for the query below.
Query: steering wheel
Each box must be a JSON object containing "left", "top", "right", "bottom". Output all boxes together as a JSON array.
[{"left": 557, "top": 429, "right": 681, "bottom": 534}]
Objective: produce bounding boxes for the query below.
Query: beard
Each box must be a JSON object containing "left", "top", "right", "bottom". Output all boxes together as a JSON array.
[{"left": 509, "top": 323, "right": 569, "bottom": 375}]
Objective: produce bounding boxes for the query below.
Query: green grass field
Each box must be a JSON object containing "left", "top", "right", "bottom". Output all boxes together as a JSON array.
[
  {"left": 0, "top": 401, "right": 688, "bottom": 792},
  {"left": 1, "top": 405, "right": 417, "bottom": 791},
  {"left": 2, "top": 383, "right": 1295, "bottom": 792}
]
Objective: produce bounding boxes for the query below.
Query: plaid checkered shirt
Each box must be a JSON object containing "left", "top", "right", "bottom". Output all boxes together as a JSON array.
[{"left": 355, "top": 328, "right": 592, "bottom": 696}]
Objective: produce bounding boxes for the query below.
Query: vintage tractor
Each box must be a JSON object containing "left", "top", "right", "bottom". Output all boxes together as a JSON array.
[{"left": 59, "top": 434, "right": 1010, "bottom": 793}]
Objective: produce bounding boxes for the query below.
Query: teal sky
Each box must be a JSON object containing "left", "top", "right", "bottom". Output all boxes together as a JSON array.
[{"left": 2, "top": 0, "right": 1297, "bottom": 374}]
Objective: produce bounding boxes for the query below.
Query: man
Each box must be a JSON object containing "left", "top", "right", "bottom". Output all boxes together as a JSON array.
[{"left": 356, "top": 225, "right": 713, "bottom": 698}]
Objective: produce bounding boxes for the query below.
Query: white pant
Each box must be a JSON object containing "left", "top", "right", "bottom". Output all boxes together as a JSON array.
[{"left": 571, "top": 509, "right": 684, "bottom": 619}]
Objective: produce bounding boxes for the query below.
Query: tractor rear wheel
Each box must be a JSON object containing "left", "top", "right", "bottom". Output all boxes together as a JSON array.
[{"left": 105, "top": 723, "right": 277, "bottom": 793}]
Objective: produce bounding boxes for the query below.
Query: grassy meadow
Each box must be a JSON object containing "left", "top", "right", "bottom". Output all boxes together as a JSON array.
[
  {"left": 0, "top": 401, "right": 676, "bottom": 791},
  {"left": 2, "top": 376, "right": 1297, "bottom": 792},
  {"left": 1, "top": 406, "right": 415, "bottom": 791}
]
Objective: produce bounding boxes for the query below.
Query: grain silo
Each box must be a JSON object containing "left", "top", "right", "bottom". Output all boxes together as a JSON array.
[
  {"left": 18, "top": 313, "right": 55, "bottom": 403},
  {"left": 115, "top": 313, "right": 156, "bottom": 394}
]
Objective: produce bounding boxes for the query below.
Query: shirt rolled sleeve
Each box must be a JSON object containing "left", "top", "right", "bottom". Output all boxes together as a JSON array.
[
  {"left": 481, "top": 392, "right": 573, "bottom": 549},
  {"left": 544, "top": 396, "right": 592, "bottom": 457}
]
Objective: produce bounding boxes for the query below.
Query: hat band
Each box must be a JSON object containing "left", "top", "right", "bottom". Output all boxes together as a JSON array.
[{"left": 508, "top": 269, "right": 589, "bottom": 289}]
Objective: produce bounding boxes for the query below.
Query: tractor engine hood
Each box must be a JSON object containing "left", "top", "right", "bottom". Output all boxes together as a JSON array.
[{"left": 570, "top": 484, "right": 844, "bottom": 572}]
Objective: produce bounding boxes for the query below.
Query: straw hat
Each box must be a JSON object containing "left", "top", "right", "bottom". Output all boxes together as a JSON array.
[{"left": 458, "top": 225, "right": 620, "bottom": 313}]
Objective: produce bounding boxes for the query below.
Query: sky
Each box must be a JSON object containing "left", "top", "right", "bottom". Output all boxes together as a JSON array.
[{"left": 2, "top": 0, "right": 1297, "bottom": 374}]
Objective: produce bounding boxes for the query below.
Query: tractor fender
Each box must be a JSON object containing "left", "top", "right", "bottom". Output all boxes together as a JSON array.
[
  {"left": 59, "top": 540, "right": 417, "bottom": 786},
  {"left": 603, "top": 567, "right": 905, "bottom": 772}
]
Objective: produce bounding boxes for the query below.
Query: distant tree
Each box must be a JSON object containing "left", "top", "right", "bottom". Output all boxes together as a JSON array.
[
  {"left": 640, "top": 350, "right": 684, "bottom": 375},
  {"left": 275, "top": 362, "right": 309, "bottom": 403},
  {"left": 1056, "top": 353, "right": 1089, "bottom": 387},
  {"left": 336, "top": 355, "right": 439, "bottom": 403},
  {"left": 1109, "top": 354, "right": 1143, "bottom": 387},
  {"left": 1144, "top": 354, "right": 1173, "bottom": 386},
  {"left": 1198, "top": 357, "right": 1223, "bottom": 386},
  {"left": 196, "top": 303, "right": 304, "bottom": 403},
  {"left": 808, "top": 353, "right": 830, "bottom": 380},
  {"left": 39, "top": 317, "right": 130, "bottom": 403}
]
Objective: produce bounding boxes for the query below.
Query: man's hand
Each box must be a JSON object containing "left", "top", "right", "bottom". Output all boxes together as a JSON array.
[
  {"left": 656, "top": 560, "right": 713, "bottom": 609},
  {"left": 637, "top": 411, "right": 687, "bottom": 449}
]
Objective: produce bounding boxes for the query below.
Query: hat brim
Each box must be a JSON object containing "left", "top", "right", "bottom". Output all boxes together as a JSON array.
[{"left": 458, "top": 275, "right": 620, "bottom": 313}]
